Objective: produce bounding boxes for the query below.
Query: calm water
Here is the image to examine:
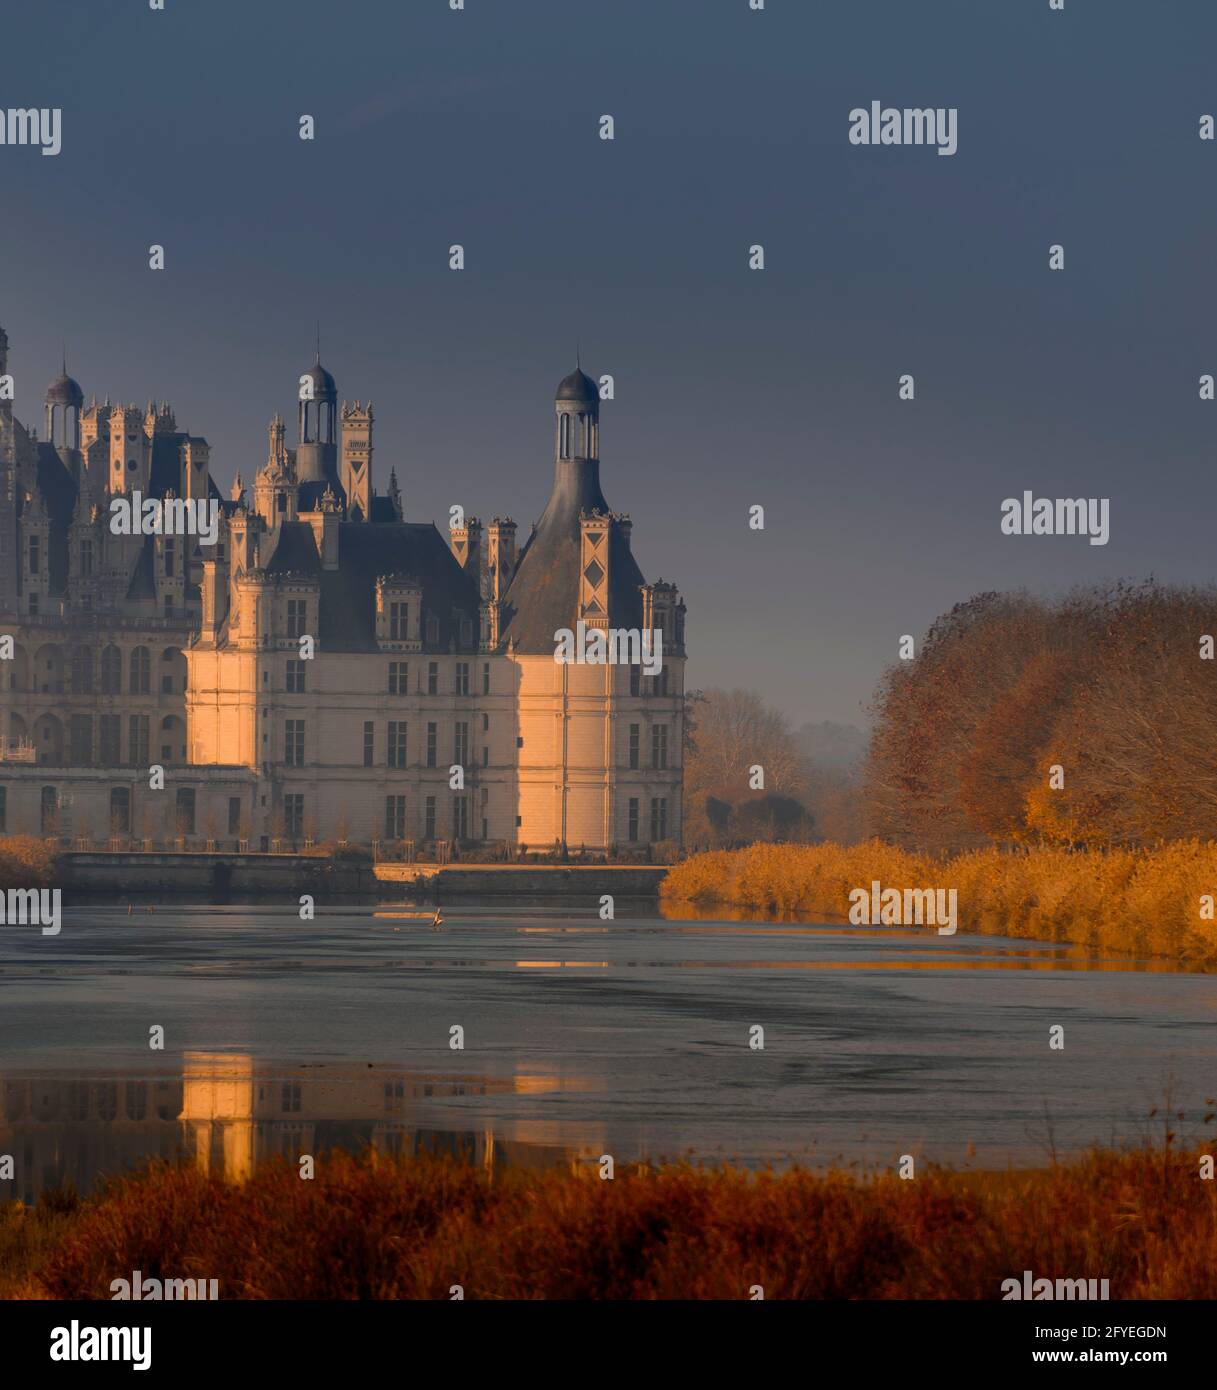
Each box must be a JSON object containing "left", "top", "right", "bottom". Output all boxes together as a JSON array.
[{"left": 1, "top": 900, "right": 1215, "bottom": 1198}]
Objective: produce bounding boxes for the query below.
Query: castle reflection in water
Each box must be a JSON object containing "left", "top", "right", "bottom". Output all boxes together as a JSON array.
[{"left": 1, "top": 1053, "right": 597, "bottom": 1202}]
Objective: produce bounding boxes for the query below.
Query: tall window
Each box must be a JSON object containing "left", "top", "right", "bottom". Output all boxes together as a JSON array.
[
  {"left": 560, "top": 413, "right": 570, "bottom": 459},
  {"left": 100, "top": 714, "right": 121, "bottom": 765},
  {"left": 388, "top": 661, "right": 408, "bottom": 695},
  {"left": 389, "top": 602, "right": 408, "bottom": 640},
  {"left": 28, "top": 535, "right": 39, "bottom": 576},
  {"left": 130, "top": 647, "right": 150, "bottom": 694},
  {"left": 286, "top": 659, "right": 306, "bottom": 693},
  {"left": 628, "top": 797, "right": 639, "bottom": 842},
  {"left": 629, "top": 724, "right": 640, "bottom": 770},
  {"left": 427, "top": 661, "right": 438, "bottom": 695},
  {"left": 129, "top": 715, "right": 149, "bottom": 765},
  {"left": 388, "top": 721, "right": 407, "bottom": 768},
  {"left": 69, "top": 714, "right": 92, "bottom": 764},
  {"left": 482, "top": 662, "right": 491, "bottom": 695},
  {"left": 175, "top": 787, "right": 196, "bottom": 836},
  {"left": 453, "top": 721, "right": 469, "bottom": 767},
  {"left": 650, "top": 797, "right": 668, "bottom": 841},
  {"left": 284, "top": 719, "right": 305, "bottom": 767},
  {"left": 385, "top": 795, "right": 406, "bottom": 840},
  {"left": 424, "top": 795, "right": 437, "bottom": 840},
  {"left": 79, "top": 539, "right": 93, "bottom": 577},
  {"left": 652, "top": 724, "right": 668, "bottom": 770},
  {"left": 363, "top": 721, "right": 374, "bottom": 767},
  {"left": 286, "top": 599, "right": 307, "bottom": 638},
  {"left": 101, "top": 646, "right": 122, "bottom": 694},
  {"left": 426, "top": 722, "right": 437, "bottom": 768},
  {"left": 164, "top": 538, "right": 175, "bottom": 578},
  {"left": 629, "top": 664, "right": 641, "bottom": 697},
  {"left": 455, "top": 662, "right": 470, "bottom": 696},
  {"left": 284, "top": 793, "right": 304, "bottom": 839},
  {"left": 71, "top": 646, "right": 94, "bottom": 695},
  {"left": 109, "top": 786, "right": 131, "bottom": 835},
  {"left": 228, "top": 797, "right": 241, "bottom": 835},
  {"left": 452, "top": 794, "right": 469, "bottom": 840}
]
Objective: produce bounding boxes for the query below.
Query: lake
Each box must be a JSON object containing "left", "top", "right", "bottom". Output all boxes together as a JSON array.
[{"left": 1, "top": 899, "right": 1214, "bottom": 1199}]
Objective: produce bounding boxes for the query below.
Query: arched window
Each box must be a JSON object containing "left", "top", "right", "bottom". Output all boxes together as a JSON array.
[{"left": 560, "top": 413, "right": 570, "bottom": 459}]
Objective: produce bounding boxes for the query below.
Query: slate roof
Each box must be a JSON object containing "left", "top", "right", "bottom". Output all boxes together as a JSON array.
[
  {"left": 257, "top": 520, "right": 481, "bottom": 653},
  {"left": 498, "top": 457, "right": 645, "bottom": 654}
]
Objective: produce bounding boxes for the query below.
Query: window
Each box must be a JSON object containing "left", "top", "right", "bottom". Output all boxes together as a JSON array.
[
  {"left": 427, "top": 661, "right": 438, "bottom": 695},
  {"left": 164, "top": 538, "right": 175, "bottom": 579},
  {"left": 385, "top": 795, "right": 406, "bottom": 840},
  {"left": 130, "top": 647, "right": 150, "bottom": 695},
  {"left": 284, "top": 719, "right": 305, "bottom": 767},
  {"left": 286, "top": 659, "right": 306, "bottom": 693},
  {"left": 560, "top": 413, "right": 570, "bottom": 459},
  {"left": 389, "top": 601, "right": 408, "bottom": 640},
  {"left": 80, "top": 539, "right": 93, "bottom": 577},
  {"left": 652, "top": 724, "right": 668, "bottom": 770},
  {"left": 175, "top": 787, "right": 196, "bottom": 836},
  {"left": 455, "top": 662, "right": 469, "bottom": 695},
  {"left": 650, "top": 797, "right": 668, "bottom": 841},
  {"left": 363, "top": 721, "right": 374, "bottom": 767},
  {"left": 28, "top": 592, "right": 38, "bottom": 615},
  {"left": 71, "top": 646, "right": 93, "bottom": 695},
  {"left": 228, "top": 797, "right": 241, "bottom": 835},
  {"left": 28, "top": 535, "right": 39, "bottom": 576},
  {"left": 629, "top": 664, "right": 640, "bottom": 697},
  {"left": 453, "top": 794, "right": 469, "bottom": 839},
  {"left": 629, "top": 724, "right": 640, "bottom": 770},
  {"left": 628, "top": 798, "right": 639, "bottom": 842},
  {"left": 482, "top": 662, "right": 490, "bottom": 695},
  {"left": 286, "top": 598, "right": 307, "bottom": 638},
  {"left": 482, "top": 744, "right": 488, "bottom": 767},
  {"left": 284, "top": 793, "right": 304, "bottom": 839},
  {"left": 281, "top": 1082, "right": 301, "bottom": 1113},
  {"left": 424, "top": 795, "right": 437, "bottom": 840},
  {"left": 69, "top": 714, "right": 92, "bottom": 764},
  {"left": 100, "top": 714, "right": 121, "bottom": 765},
  {"left": 109, "top": 787, "right": 130, "bottom": 835},
  {"left": 453, "top": 721, "right": 469, "bottom": 768},
  {"left": 40, "top": 786, "right": 57, "bottom": 835},
  {"left": 101, "top": 646, "right": 122, "bottom": 694},
  {"left": 426, "top": 722, "right": 437, "bottom": 768},
  {"left": 388, "top": 661, "right": 407, "bottom": 695},
  {"left": 388, "top": 721, "right": 407, "bottom": 768},
  {"left": 129, "top": 715, "right": 149, "bottom": 765}
]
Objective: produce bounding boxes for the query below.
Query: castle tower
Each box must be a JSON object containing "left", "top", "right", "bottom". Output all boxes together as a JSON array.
[
  {"left": 339, "top": 400, "right": 373, "bottom": 520},
  {"left": 109, "top": 404, "right": 150, "bottom": 495},
  {"left": 555, "top": 362, "right": 599, "bottom": 463},
  {"left": 45, "top": 357, "right": 84, "bottom": 454},
  {"left": 295, "top": 352, "right": 337, "bottom": 484},
  {"left": 255, "top": 415, "right": 297, "bottom": 528}
]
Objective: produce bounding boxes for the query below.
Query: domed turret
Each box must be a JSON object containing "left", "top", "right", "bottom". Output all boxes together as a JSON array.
[
  {"left": 45, "top": 354, "right": 84, "bottom": 450},
  {"left": 296, "top": 346, "right": 338, "bottom": 484}
]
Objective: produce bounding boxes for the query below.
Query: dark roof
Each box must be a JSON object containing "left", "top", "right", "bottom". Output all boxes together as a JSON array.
[
  {"left": 370, "top": 495, "right": 398, "bottom": 523},
  {"left": 34, "top": 443, "right": 77, "bottom": 595},
  {"left": 298, "top": 478, "right": 346, "bottom": 512},
  {"left": 46, "top": 373, "right": 83, "bottom": 407},
  {"left": 499, "top": 457, "right": 645, "bottom": 653},
  {"left": 252, "top": 521, "right": 481, "bottom": 653},
  {"left": 125, "top": 537, "right": 156, "bottom": 601},
  {"left": 555, "top": 367, "right": 598, "bottom": 404},
  {"left": 302, "top": 359, "right": 337, "bottom": 397}
]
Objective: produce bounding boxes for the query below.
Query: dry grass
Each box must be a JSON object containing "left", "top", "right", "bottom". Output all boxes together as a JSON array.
[
  {"left": 3, "top": 1145, "right": 1216, "bottom": 1299},
  {"left": 663, "top": 840, "right": 1217, "bottom": 966},
  {"left": 0, "top": 835, "right": 60, "bottom": 892}
]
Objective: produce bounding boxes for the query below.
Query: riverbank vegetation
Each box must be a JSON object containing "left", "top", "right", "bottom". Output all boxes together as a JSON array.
[
  {"left": 662, "top": 840, "right": 1217, "bottom": 966},
  {"left": 0, "top": 836, "right": 59, "bottom": 892},
  {"left": 3, "top": 1143, "right": 1215, "bottom": 1299}
]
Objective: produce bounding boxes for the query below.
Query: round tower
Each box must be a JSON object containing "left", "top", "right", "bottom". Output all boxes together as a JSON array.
[
  {"left": 296, "top": 352, "right": 337, "bottom": 483},
  {"left": 45, "top": 357, "right": 84, "bottom": 451}
]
